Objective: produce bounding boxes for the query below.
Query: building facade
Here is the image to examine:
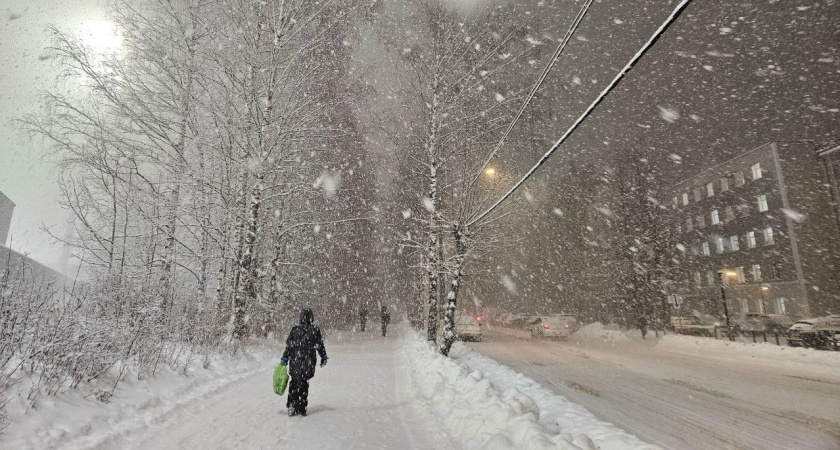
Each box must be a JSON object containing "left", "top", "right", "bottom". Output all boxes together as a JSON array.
[
  {"left": 667, "top": 142, "right": 840, "bottom": 319},
  {"left": 0, "top": 190, "right": 14, "bottom": 246}
]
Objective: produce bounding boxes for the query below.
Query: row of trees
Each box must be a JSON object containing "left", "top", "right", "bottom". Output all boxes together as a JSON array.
[{"left": 3, "top": 0, "right": 372, "bottom": 410}]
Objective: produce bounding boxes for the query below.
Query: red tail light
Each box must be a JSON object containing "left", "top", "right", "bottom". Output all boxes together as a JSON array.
[
  {"left": 564, "top": 323, "right": 570, "bottom": 329},
  {"left": 543, "top": 323, "right": 550, "bottom": 329},
  {"left": 476, "top": 315, "right": 482, "bottom": 324}
]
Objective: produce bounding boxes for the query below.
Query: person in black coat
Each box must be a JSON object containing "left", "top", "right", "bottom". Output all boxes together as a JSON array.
[
  {"left": 280, "top": 308, "right": 328, "bottom": 417},
  {"left": 359, "top": 307, "right": 368, "bottom": 332},
  {"left": 380, "top": 306, "right": 391, "bottom": 337}
]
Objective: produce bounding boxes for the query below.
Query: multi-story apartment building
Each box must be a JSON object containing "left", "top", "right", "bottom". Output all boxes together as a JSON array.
[
  {"left": 818, "top": 143, "right": 840, "bottom": 236},
  {"left": 0, "top": 190, "right": 14, "bottom": 246},
  {"left": 667, "top": 142, "right": 840, "bottom": 318}
]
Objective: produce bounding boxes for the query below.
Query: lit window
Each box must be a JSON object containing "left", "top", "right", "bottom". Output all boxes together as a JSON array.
[
  {"left": 774, "top": 297, "right": 787, "bottom": 314},
  {"left": 746, "top": 231, "right": 756, "bottom": 248},
  {"left": 702, "top": 242, "right": 710, "bottom": 256},
  {"left": 716, "top": 236, "right": 725, "bottom": 253},
  {"left": 706, "top": 182, "right": 715, "bottom": 198},
  {"left": 763, "top": 227, "right": 774, "bottom": 245},
  {"left": 682, "top": 193, "right": 689, "bottom": 205},
  {"left": 751, "top": 163, "right": 762, "bottom": 180},
  {"left": 720, "top": 177, "right": 729, "bottom": 192},
  {"left": 757, "top": 194, "right": 768, "bottom": 212},
  {"left": 697, "top": 215, "right": 705, "bottom": 228},
  {"left": 673, "top": 196, "right": 679, "bottom": 208},
  {"left": 736, "top": 266, "right": 745, "bottom": 283},
  {"left": 711, "top": 210, "right": 720, "bottom": 225},
  {"left": 729, "top": 235, "right": 739, "bottom": 251},
  {"left": 752, "top": 264, "right": 762, "bottom": 281},
  {"left": 734, "top": 171, "right": 745, "bottom": 187}
]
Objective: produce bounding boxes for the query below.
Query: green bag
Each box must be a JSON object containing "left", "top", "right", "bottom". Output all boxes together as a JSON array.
[{"left": 273, "top": 364, "right": 289, "bottom": 396}]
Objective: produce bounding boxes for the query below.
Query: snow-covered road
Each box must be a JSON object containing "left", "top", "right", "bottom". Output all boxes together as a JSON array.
[
  {"left": 466, "top": 330, "right": 840, "bottom": 450},
  {"left": 99, "top": 334, "right": 443, "bottom": 450}
]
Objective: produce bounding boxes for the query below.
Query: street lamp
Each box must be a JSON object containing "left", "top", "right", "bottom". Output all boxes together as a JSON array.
[
  {"left": 484, "top": 167, "right": 496, "bottom": 176},
  {"left": 760, "top": 285, "right": 769, "bottom": 314},
  {"left": 717, "top": 270, "right": 737, "bottom": 339}
]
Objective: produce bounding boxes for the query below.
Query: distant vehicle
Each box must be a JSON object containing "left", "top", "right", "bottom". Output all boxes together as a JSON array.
[
  {"left": 787, "top": 319, "right": 817, "bottom": 347},
  {"left": 530, "top": 315, "right": 578, "bottom": 339},
  {"left": 455, "top": 310, "right": 482, "bottom": 342},
  {"left": 799, "top": 315, "right": 840, "bottom": 351}
]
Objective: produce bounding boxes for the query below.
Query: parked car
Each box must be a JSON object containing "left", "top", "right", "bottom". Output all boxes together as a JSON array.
[
  {"left": 731, "top": 313, "right": 794, "bottom": 334},
  {"left": 799, "top": 315, "right": 840, "bottom": 351},
  {"left": 455, "top": 310, "right": 482, "bottom": 342},
  {"left": 530, "top": 315, "right": 578, "bottom": 339},
  {"left": 787, "top": 319, "right": 817, "bottom": 347},
  {"left": 670, "top": 315, "right": 716, "bottom": 337}
]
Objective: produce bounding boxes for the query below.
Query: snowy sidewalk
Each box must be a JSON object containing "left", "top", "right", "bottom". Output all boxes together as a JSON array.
[{"left": 100, "top": 332, "right": 440, "bottom": 449}]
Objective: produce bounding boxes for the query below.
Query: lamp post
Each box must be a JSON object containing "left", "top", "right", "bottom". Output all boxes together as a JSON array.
[
  {"left": 760, "top": 285, "right": 769, "bottom": 314},
  {"left": 718, "top": 271, "right": 737, "bottom": 340}
]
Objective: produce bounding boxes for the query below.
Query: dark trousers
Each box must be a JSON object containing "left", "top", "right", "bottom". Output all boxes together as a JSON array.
[{"left": 287, "top": 376, "right": 310, "bottom": 413}]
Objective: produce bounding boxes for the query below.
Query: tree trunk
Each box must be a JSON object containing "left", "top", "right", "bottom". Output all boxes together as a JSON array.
[{"left": 440, "top": 224, "right": 467, "bottom": 356}]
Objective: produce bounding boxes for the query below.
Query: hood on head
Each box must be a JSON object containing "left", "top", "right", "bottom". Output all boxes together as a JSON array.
[{"left": 300, "top": 308, "right": 314, "bottom": 325}]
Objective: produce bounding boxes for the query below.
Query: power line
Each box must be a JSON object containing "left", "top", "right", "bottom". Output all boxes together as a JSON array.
[
  {"left": 470, "top": 0, "right": 595, "bottom": 188},
  {"left": 467, "top": 0, "right": 694, "bottom": 228}
]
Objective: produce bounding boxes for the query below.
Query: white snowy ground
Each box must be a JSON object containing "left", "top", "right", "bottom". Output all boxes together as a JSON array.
[
  {"left": 2, "top": 332, "right": 446, "bottom": 450},
  {"left": 468, "top": 324, "right": 840, "bottom": 450}
]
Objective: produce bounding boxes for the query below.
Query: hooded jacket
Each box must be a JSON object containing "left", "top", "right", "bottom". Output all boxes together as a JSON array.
[{"left": 282, "top": 309, "right": 327, "bottom": 379}]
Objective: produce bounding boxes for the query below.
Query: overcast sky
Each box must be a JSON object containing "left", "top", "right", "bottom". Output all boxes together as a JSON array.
[{"left": 1, "top": 0, "right": 108, "bottom": 273}]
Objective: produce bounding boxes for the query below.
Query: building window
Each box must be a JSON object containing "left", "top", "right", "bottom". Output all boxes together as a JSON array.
[
  {"left": 697, "top": 215, "right": 705, "bottom": 228},
  {"left": 774, "top": 297, "right": 787, "bottom": 314},
  {"left": 720, "top": 177, "right": 729, "bottom": 192},
  {"left": 740, "top": 298, "right": 749, "bottom": 313},
  {"left": 716, "top": 236, "right": 725, "bottom": 253},
  {"left": 694, "top": 272, "right": 702, "bottom": 287},
  {"left": 707, "top": 270, "right": 715, "bottom": 286},
  {"left": 736, "top": 266, "right": 745, "bottom": 283},
  {"left": 675, "top": 223, "right": 682, "bottom": 234},
  {"left": 706, "top": 182, "right": 715, "bottom": 198},
  {"left": 725, "top": 206, "right": 736, "bottom": 222},
  {"left": 682, "top": 193, "right": 689, "bottom": 206},
  {"left": 694, "top": 188, "right": 703, "bottom": 202},
  {"left": 729, "top": 235, "right": 740, "bottom": 251},
  {"left": 757, "top": 194, "right": 769, "bottom": 212},
  {"left": 686, "top": 218, "right": 693, "bottom": 232},
  {"left": 734, "top": 171, "right": 745, "bottom": 187},
  {"left": 673, "top": 196, "right": 679, "bottom": 208},
  {"left": 751, "top": 264, "right": 762, "bottom": 281},
  {"left": 751, "top": 163, "right": 763, "bottom": 180},
  {"left": 747, "top": 231, "right": 756, "bottom": 248},
  {"left": 702, "top": 241, "right": 710, "bottom": 256},
  {"left": 711, "top": 210, "right": 720, "bottom": 225},
  {"left": 737, "top": 204, "right": 750, "bottom": 217},
  {"left": 763, "top": 227, "right": 774, "bottom": 245}
]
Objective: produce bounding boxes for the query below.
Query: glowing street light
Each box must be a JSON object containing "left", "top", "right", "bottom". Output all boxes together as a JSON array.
[{"left": 485, "top": 167, "right": 496, "bottom": 176}]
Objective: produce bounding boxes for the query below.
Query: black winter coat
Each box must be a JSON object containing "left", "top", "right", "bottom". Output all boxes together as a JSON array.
[{"left": 282, "top": 309, "right": 327, "bottom": 380}]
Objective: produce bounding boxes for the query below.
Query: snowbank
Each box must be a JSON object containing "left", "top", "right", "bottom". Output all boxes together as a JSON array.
[
  {"left": 657, "top": 334, "right": 840, "bottom": 369},
  {"left": 1, "top": 344, "right": 278, "bottom": 450},
  {"left": 401, "top": 334, "right": 658, "bottom": 450}
]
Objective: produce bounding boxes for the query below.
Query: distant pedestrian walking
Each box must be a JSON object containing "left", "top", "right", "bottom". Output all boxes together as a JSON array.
[
  {"left": 280, "top": 308, "right": 328, "bottom": 417},
  {"left": 380, "top": 306, "right": 391, "bottom": 337},
  {"left": 359, "top": 307, "right": 368, "bottom": 332},
  {"left": 638, "top": 316, "right": 648, "bottom": 340}
]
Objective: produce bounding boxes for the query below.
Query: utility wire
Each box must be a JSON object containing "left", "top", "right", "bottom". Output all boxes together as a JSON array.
[
  {"left": 467, "top": 0, "right": 694, "bottom": 228},
  {"left": 471, "top": 0, "right": 595, "bottom": 192}
]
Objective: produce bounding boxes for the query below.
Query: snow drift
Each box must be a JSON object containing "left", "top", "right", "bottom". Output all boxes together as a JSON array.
[{"left": 402, "top": 333, "right": 658, "bottom": 450}]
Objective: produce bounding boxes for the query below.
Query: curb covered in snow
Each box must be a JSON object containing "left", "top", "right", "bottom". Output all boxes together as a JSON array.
[{"left": 401, "top": 333, "right": 659, "bottom": 450}]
